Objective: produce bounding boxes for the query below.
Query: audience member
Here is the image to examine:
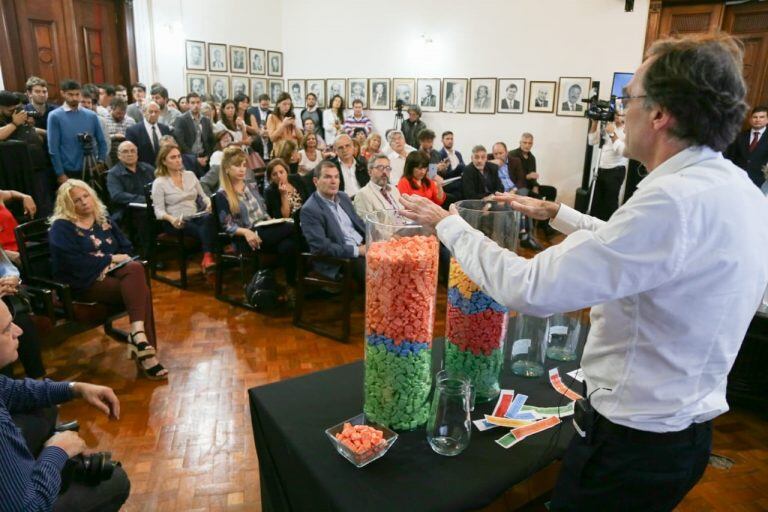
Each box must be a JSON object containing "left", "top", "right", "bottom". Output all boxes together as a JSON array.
[
  {"left": 299, "top": 132, "right": 322, "bottom": 175},
  {"left": 264, "top": 158, "right": 308, "bottom": 219},
  {"left": 80, "top": 83, "right": 99, "bottom": 112},
  {"left": 23, "top": 76, "right": 57, "bottom": 132},
  {"left": 343, "top": 100, "right": 373, "bottom": 137},
  {"left": 96, "top": 84, "right": 115, "bottom": 117},
  {"left": 47, "top": 80, "right": 108, "bottom": 184},
  {"left": 125, "top": 101, "right": 171, "bottom": 167},
  {"left": 266, "top": 93, "right": 302, "bottom": 147},
  {"left": 151, "top": 143, "right": 215, "bottom": 271},
  {"left": 233, "top": 94, "right": 260, "bottom": 139},
  {"left": 300, "top": 92, "right": 324, "bottom": 139},
  {"left": 300, "top": 161, "right": 366, "bottom": 281},
  {"left": 100, "top": 98, "right": 135, "bottom": 165},
  {"left": 106, "top": 140, "right": 154, "bottom": 223},
  {"left": 115, "top": 85, "right": 128, "bottom": 102},
  {"left": 126, "top": 82, "right": 146, "bottom": 123},
  {"left": 331, "top": 134, "right": 369, "bottom": 197},
  {"left": 386, "top": 130, "right": 412, "bottom": 184},
  {"left": 214, "top": 99, "right": 250, "bottom": 149},
  {"left": 174, "top": 92, "right": 215, "bottom": 172},
  {"left": 0, "top": 274, "right": 46, "bottom": 380},
  {"left": 273, "top": 139, "right": 300, "bottom": 174},
  {"left": 401, "top": 104, "right": 427, "bottom": 148},
  {"left": 177, "top": 95, "right": 189, "bottom": 113},
  {"left": 397, "top": 150, "right": 446, "bottom": 206},
  {"left": 587, "top": 115, "right": 628, "bottom": 220},
  {"left": 725, "top": 105, "right": 768, "bottom": 188},
  {"left": 361, "top": 133, "right": 382, "bottom": 161},
  {"left": 462, "top": 145, "right": 503, "bottom": 200},
  {"left": 354, "top": 153, "right": 402, "bottom": 218},
  {"left": 166, "top": 99, "right": 179, "bottom": 112},
  {"left": 352, "top": 127, "right": 367, "bottom": 146},
  {"left": 417, "top": 129, "right": 449, "bottom": 175},
  {"left": 150, "top": 84, "right": 181, "bottom": 127},
  {"left": 246, "top": 94, "right": 272, "bottom": 160},
  {"left": 323, "top": 95, "right": 345, "bottom": 147},
  {"left": 509, "top": 132, "right": 558, "bottom": 205},
  {"left": 302, "top": 118, "right": 327, "bottom": 149},
  {"left": 199, "top": 131, "right": 242, "bottom": 196},
  {"left": 438, "top": 130, "right": 466, "bottom": 176},
  {"left": 49, "top": 179, "right": 167, "bottom": 379}
]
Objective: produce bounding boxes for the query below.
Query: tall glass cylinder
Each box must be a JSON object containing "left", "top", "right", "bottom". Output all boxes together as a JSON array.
[
  {"left": 445, "top": 200, "right": 521, "bottom": 402},
  {"left": 364, "top": 210, "right": 440, "bottom": 431}
]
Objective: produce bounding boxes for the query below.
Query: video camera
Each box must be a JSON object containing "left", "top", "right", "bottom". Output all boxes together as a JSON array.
[
  {"left": 584, "top": 94, "right": 616, "bottom": 123},
  {"left": 77, "top": 132, "right": 95, "bottom": 155},
  {"left": 395, "top": 99, "right": 405, "bottom": 114}
]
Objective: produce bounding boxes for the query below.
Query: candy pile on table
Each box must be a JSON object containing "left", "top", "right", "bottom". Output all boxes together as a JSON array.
[
  {"left": 445, "top": 258, "right": 509, "bottom": 401},
  {"left": 364, "top": 235, "right": 439, "bottom": 431},
  {"left": 335, "top": 423, "right": 386, "bottom": 454}
]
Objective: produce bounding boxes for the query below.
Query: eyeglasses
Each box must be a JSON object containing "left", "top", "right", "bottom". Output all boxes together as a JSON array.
[{"left": 373, "top": 165, "right": 392, "bottom": 172}]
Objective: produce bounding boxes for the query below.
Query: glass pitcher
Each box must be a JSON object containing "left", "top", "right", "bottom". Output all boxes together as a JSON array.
[{"left": 427, "top": 370, "right": 472, "bottom": 456}]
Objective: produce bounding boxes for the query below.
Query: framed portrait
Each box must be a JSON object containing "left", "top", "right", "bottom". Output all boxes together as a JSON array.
[
  {"left": 230, "top": 46, "right": 247, "bottom": 74},
  {"left": 368, "top": 78, "right": 390, "bottom": 110},
  {"left": 185, "top": 40, "right": 206, "bottom": 71},
  {"left": 209, "top": 75, "right": 230, "bottom": 103},
  {"left": 288, "top": 79, "right": 306, "bottom": 108},
  {"left": 326, "top": 79, "right": 346, "bottom": 105},
  {"left": 441, "top": 78, "right": 468, "bottom": 113},
  {"left": 231, "top": 76, "right": 249, "bottom": 98},
  {"left": 347, "top": 78, "right": 368, "bottom": 108},
  {"left": 528, "top": 81, "right": 556, "bottom": 113},
  {"left": 306, "top": 79, "right": 325, "bottom": 107},
  {"left": 208, "top": 43, "right": 227, "bottom": 73},
  {"left": 249, "top": 48, "right": 266, "bottom": 75},
  {"left": 186, "top": 73, "right": 208, "bottom": 97},
  {"left": 497, "top": 78, "right": 525, "bottom": 114},
  {"left": 416, "top": 78, "right": 441, "bottom": 112},
  {"left": 392, "top": 78, "right": 415, "bottom": 109},
  {"left": 269, "top": 79, "right": 284, "bottom": 105},
  {"left": 469, "top": 78, "right": 496, "bottom": 114},
  {"left": 556, "top": 77, "right": 591, "bottom": 117},
  {"left": 251, "top": 78, "right": 267, "bottom": 101},
  {"left": 267, "top": 50, "right": 283, "bottom": 77}
]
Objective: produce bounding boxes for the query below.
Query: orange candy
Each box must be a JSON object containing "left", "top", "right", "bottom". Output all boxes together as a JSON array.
[{"left": 335, "top": 423, "right": 386, "bottom": 454}]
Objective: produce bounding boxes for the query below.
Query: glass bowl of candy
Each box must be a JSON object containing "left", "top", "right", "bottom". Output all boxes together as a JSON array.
[{"left": 325, "top": 414, "right": 398, "bottom": 468}]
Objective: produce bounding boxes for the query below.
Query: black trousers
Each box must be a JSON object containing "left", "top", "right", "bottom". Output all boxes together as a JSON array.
[
  {"left": 12, "top": 406, "right": 131, "bottom": 512},
  {"left": 590, "top": 165, "right": 626, "bottom": 221},
  {"left": 550, "top": 416, "right": 712, "bottom": 512},
  {"left": 235, "top": 223, "right": 298, "bottom": 285}
]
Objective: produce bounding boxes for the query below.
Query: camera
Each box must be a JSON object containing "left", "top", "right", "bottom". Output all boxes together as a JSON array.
[
  {"left": 77, "top": 132, "right": 95, "bottom": 155},
  {"left": 60, "top": 452, "right": 120, "bottom": 492},
  {"left": 395, "top": 99, "right": 405, "bottom": 114},
  {"left": 585, "top": 94, "right": 616, "bottom": 123}
]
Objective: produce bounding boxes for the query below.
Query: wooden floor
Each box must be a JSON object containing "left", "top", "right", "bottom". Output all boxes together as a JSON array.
[{"left": 32, "top": 251, "right": 768, "bottom": 511}]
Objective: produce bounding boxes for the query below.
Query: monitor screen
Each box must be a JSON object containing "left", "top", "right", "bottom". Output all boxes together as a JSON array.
[{"left": 611, "top": 72, "right": 634, "bottom": 98}]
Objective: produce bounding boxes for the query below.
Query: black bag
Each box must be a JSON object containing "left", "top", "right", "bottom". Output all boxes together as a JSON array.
[{"left": 245, "top": 269, "right": 279, "bottom": 310}]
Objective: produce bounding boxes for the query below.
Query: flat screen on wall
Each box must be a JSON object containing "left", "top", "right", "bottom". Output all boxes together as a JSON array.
[{"left": 611, "top": 72, "right": 634, "bottom": 97}]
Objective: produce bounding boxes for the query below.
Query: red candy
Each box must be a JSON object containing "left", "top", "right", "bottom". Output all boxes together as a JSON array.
[
  {"left": 335, "top": 423, "right": 386, "bottom": 454},
  {"left": 446, "top": 305, "right": 507, "bottom": 356}
]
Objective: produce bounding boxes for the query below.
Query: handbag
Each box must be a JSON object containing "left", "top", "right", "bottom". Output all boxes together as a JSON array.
[
  {"left": 245, "top": 148, "right": 265, "bottom": 171},
  {"left": 245, "top": 269, "right": 279, "bottom": 310}
]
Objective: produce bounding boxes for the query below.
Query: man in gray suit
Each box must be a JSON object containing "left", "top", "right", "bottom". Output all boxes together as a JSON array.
[{"left": 173, "top": 92, "right": 214, "bottom": 171}]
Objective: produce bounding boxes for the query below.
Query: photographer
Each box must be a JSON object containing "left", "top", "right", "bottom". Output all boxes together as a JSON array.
[
  {"left": 401, "top": 104, "right": 426, "bottom": 148},
  {"left": 587, "top": 112, "right": 627, "bottom": 221},
  {"left": 46, "top": 80, "right": 108, "bottom": 185},
  {"left": 0, "top": 301, "right": 130, "bottom": 512}
]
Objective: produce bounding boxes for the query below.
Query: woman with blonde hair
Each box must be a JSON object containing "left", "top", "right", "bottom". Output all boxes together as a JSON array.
[
  {"left": 273, "top": 139, "right": 300, "bottom": 174},
  {"left": 49, "top": 180, "right": 167, "bottom": 380},
  {"left": 361, "top": 133, "right": 382, "bottom": 161}
]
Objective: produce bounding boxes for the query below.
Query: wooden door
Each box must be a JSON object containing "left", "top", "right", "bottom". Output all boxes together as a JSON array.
[
  {"left": 644, "top": 1, "right": 724, "bottom": 53},
  {"left": 72, "top": 0, "right": 122, "bottom": 86},
  {"left": 723, "top": 2, "right": 768, "bottom": 112}
]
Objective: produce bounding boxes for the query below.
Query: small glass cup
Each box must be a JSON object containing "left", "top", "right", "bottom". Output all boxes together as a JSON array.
[
  {"left": 507, "top": 313, "right": 548, "bottom": 378},
  {"left": 545, "top": 311, "right": 582, "bottom": 361},
  {"left": 426, "top": 370, "right": 472, "bottom": 456}
]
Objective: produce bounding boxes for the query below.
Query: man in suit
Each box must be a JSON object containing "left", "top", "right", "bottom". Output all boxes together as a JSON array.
[
  {"left": 125, "top": 101, "right": 171, "bottom": 167},
  {"left": 173, "top": 92, "right": 214, "bottom": 173},
  {"left": 561, "top": 84, "right": 584, "bottom": 112},
  {"left": 438, "top": 131, "right": 465, "bottom": 200},
  {"left": 725, "top": 105, "right": 768, "bottom": 187},
  {"left": 501, "top": 84, "right": 521, "bottom": 110},
  {"left": 420, "top": 85, "right": 437, "bottom": 107},
  {"left": 372, "top": 82, "right": 388, "bottom": 108},
  {"left": 354, "top": 154, "right": 402, "bottom": 219},
  {"left": 300, "top": 161, "right": 366, "bottom": 282},
  {"left": 535, "top": 88, "right": 550, "bottom": 108},
  {"left": 247, "top": 93, "right": 273, "bottom": 161},
  {"left": 461, "top": 145, "right": 503, "bottom": 200},
  {"left": 329, "top": 134, "right": 369, "bottom": 197}
]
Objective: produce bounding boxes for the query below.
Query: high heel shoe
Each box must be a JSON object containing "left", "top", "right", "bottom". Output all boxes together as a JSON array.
[
  {"left": 134, "top": 356, "right": 169, "bottom": 381},
  {"left": 127, "top": 331, "right": 156, "bottom": 359}
]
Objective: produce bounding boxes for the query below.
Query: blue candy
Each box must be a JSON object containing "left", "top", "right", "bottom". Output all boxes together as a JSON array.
[
  {"left": 448, "top": 287, "right": 508, "bottom": 315},
  {"left": 366, "top": 334, "right": 429, "bottom": 357}
]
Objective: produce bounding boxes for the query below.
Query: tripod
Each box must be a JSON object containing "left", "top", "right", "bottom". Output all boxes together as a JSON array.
[
  {"left": 393, "top": 109, "right": 404, "bottom": 131},
  {"left": 80, "top": 142, "right": 109, "bottom": 206},
  {"left": 586, "top": 120, "right": 607, "bottom": 216}
]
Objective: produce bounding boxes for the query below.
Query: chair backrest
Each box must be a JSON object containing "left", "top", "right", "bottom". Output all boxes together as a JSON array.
[
  {"left": 143, "top": 183, "right": 161, "bottom": 240},
  {"left": 292, "top": 208, "right": 310, "bottom": 253},
  {"left": 14, "top": 218, "right": 53, "bottom": 281},
  {"left": 0, "top": 141, "right": 35, "bottom": 198}
]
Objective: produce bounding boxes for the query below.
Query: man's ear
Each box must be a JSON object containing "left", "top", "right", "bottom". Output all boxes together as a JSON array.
[
  {"left": 651, "top": 105, "right": 676, "bottom": 133},
  {"left": 313, "top": 176, "right": 318, "bottom": 186}
]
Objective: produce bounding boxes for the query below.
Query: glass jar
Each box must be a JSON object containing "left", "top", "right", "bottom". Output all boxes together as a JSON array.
[
  {"left": 545, "top": 311, "right": 583, "bottom": 361},
  {"left": 508, "top": 313, "right": 548, "bottom": 377},
  {"left": 364, "top": 210, "right": 440, "bottom": 431},
  {"left": 427, "top": 370, "right": 473, "bottom": 456},
  {"left": 444, "top": 200, "right": 521, "bottom": 402}
]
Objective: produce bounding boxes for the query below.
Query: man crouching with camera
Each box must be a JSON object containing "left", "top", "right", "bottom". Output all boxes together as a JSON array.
[{"left": 0, "top": 299, "right": 129, "bottom": 511}]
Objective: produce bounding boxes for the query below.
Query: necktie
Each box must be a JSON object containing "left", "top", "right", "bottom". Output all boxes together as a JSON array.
[
  {"left": 749, "top": 131, "right": 760, "bottom": 152},
  {"left": 152, "top": 125, "right": 159, "bottom": 151},
  {"left": 380, "top": 186, "right": 398, "bottom": 210}
]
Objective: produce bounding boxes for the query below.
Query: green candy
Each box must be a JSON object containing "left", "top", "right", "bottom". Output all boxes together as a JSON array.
[{"left": 444, "top": 342, "right": 504, "bottom": 402}]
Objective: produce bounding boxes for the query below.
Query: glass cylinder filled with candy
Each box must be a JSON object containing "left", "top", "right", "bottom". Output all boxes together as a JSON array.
[
  {"left": 445, "top": 200, "right": 521, "bottom": 402},
  {"left": 364, "top": 210, "right": 440, "bottom": 431}
]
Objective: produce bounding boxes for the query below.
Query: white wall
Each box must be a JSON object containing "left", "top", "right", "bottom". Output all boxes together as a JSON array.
[{"left": 282, "top": 0, "right": 650, "bottom": 205}]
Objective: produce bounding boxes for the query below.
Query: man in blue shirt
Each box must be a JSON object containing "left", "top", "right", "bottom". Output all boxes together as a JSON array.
[{"left": 47, "top": 79, "right": 108, "bottom": 185}]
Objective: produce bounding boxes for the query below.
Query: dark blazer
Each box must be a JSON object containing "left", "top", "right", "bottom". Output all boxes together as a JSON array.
[
  {"left": 299, "top": 191, "right": 364, "bottom": 278},
  {"left": 106, "top": 161, "right": 155, "bottom": 221},
  {"left": 561, "top": 102, "right": 583, "bottom": 112},
  {"left": 725, "top": 129, "right": 768, "bottom": 187},
  {"left": 125, "top": 121, "right": 172, "bottom": 167},
  {"left": 265, "top": 174, "right": 309, "bottom": 219},
  {"left": 330, "top": 156, "right": 370, "bottom": 195},
  {"left": 505, "top": 156, "right": 528, "bottom": 190},
  {"left": 437, "top": 148, "right": 465, "bottom": 177},
  {"left": 462, "top": 162, "right": 503, "bottom": 200},
  {"left": 501, "top": 99, "right": 520, "bottom": 110},
  {"left": 173, "top": 111, "right": 214, "bottom": 156}
]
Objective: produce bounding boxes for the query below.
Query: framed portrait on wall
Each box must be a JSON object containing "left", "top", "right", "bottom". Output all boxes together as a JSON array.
[
  {"left": 185, "top": 40, "right": 206, "bottom": 71},
  {"left": 209, "top": 75, "right": 230, "bottom": 103},
  {"left": 392, "top": 78, "right": 415, "bottom": 109},
  {"left": 469, "top": 78, "right": 496, "bottom": 114},
  {"left": 556, "top": 77, "right": 591, "bottom": 117},
  {"left": 231, "top": 76, "right": 249, "bottom": 98},
  {"left": 369, "top": 79, "right": 390, "bottom": 110},
  {"left": 269, "top": 79, "right": 284, "bottom": 105},
  {"left": 267, "top": 51, "right": 283, "bottom": 76},
  {"left": 306, "top": 79, "right": 325, "bottom": 107},
  {"left": 208, "top": 43, "right": 227, "bottom": 72},
  {"left": 251, "top": 78, "right": 267, "bottom": 101},
  {"left": 186, "top": 74, "right": 208, "bottom": 96},
  {"left": 249, "top": 48, "right": 266, "bottom": 75},
  {"left": 497, "top": 78, "right": 525, "bottom": 114},
  {"left": 230, "top": 46, "right": 247, "bottom": 74},
  {"left": 441, "top": 78, "right": 468, "bottom": 113},
  {"left": 326, "top": 79, "right": 346, "bottom": 104},
  {"left": 528, "top": 81, "right": 556, "bottom": 113},
  {"left": 288, "top": 80, "right": 306, "bottom": 108},
  {"left": 348, "top": 78, "right": 368, "bottom": 107},
  {"left": 416, "top": 78, "right": 441, "bottom": 112}
]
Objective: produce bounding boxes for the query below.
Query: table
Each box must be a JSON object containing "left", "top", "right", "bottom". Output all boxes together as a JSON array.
[{"left": 249, "top": 339, "right": 582, "bottom": 512}]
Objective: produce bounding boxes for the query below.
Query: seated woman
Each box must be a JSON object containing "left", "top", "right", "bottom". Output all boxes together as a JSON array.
[
  {"left": 214, "top": 99, "right": 251, "bottom": 149},
  {"left": 214, "top": 147, "right": 298, "bottom": 287},
  {"left": 264, "top": 158, "right": 308, "bottom": 219},
  {"left": 48, "top": 180, "right": 167, "bottom": 379},
  {"left": 273, "top": 139, "right": 300, "bottom": 174},
  {"left": 151, "top": 143, "right": 215, "bottom": 272},
  {"left": 298, "top": 133, "right": 322, "bottom": 176},
  {"left": 302, "top": 118, "right": 327, "bottom": 149},
  {"left": 361, "top": 133, "right": 382, "bottom": 161},
  {"left": 200, "top": 131, "right": 258, "bottom": 196},
  {"left": 397, "top": 150, "right": 446, "bottom": 206}
]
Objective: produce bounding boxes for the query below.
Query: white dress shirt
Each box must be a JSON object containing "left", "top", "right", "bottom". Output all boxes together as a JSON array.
[
  {"left": 445, "top": 148, "right": 460, "bottom": 171},
  {"left": 339, "top": 159, "right": 361, "bottom": 197},
  {"left": 588, "top": 126, "right": 628, "bottom": 168},
  {"left": 437, "top": 146, "right": 768, "bottom": 433},
  {"left": 143, "top": 119, "right": 161, "bottom": 150},
  {"left": 387, "top": 149, "right": 413, "bottom": 185}
]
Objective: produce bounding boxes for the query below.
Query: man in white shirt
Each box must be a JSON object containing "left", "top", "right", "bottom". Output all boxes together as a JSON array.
[
  {"left": 587, "top": 114, "right": 628, "bottom": 220},
  {"left": 401, "top": 34, "right": 768, "bottom": 511},
  {"left": 330, "top": 134, "right": 368, "bottom": 197},
  {"left": 386, "top": 130, "right": 412, "bottom": 185},
  {"left": 354, "top": 154, "right": 402, "bottom": 218}
]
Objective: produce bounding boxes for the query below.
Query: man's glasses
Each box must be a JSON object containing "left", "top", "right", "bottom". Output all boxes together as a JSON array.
[{"left": 373, "top": 165, "right": 392, "bottom": 172}]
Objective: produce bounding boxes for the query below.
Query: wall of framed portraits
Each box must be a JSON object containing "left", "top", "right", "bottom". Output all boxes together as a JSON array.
[{"left": 282, "top": 0, "right": 650, "bottom": 205}]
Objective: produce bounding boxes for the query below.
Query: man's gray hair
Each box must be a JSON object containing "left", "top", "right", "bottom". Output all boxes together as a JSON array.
[
  {"left": 367, "top": 153, "right": 390, "bottom": 171},
  {"left": 387, "top": 130, "right": 404, "bottom": 144},
  {"left": 143, "top": 101, "right": 161, "bottom": 113},
  {"left": 471, "top": 144, "right": 487, "bottom": 154},
  {"left": 313, "top": 159, "right": 338, "bottom": 179},
  {"left": 520, "top": 132, "right": 534, "bottom": 140},
  {"left": 334, "top": 133, "right": 352, "bottom": 150}
]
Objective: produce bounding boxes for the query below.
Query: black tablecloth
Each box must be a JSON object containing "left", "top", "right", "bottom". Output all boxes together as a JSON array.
[{"left": 249, "top": 339, "right": 582, "bottom": 512}]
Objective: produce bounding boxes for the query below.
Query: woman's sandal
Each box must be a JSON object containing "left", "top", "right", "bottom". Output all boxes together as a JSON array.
[
  {"left": 135, "top": 355, "right": 169, "bottom": 380},
  {"left": 127, "top": 331, "right": 156, "bottom": 359}
]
